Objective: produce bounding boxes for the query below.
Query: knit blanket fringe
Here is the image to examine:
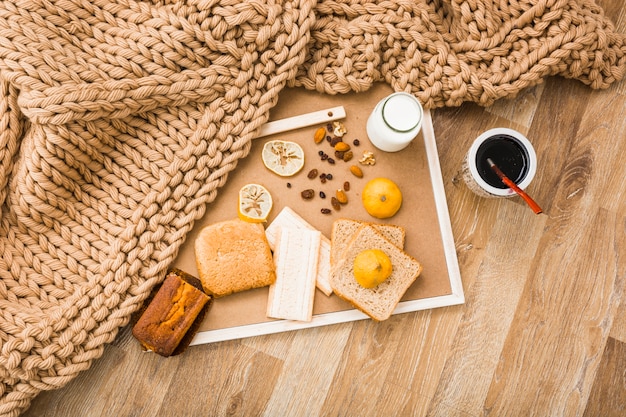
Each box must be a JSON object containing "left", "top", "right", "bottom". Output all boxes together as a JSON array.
[{"left": 0, "top": 0, "right": 624, "bottom": 415}]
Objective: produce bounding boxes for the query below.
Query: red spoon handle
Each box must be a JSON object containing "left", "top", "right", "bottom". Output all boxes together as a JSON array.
[{"left": 487, "top": 159, "right": 543, "bottom": 215}]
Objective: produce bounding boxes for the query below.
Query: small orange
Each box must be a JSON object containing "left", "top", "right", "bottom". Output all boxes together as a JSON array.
[
  {"left": 361, "top": 177, "right": 403, "bottom": 219},
  {"left": 353, "top": 249, "right": 393, "bottom": 288}
]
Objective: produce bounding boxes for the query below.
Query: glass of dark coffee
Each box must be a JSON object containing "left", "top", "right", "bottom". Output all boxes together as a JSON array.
[{"left": 463, "top": 128, "right": 537, "bottom": 198}]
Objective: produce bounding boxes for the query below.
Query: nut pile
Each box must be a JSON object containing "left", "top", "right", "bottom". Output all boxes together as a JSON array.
[{"left": 295, "top": 121, "right": 376, "bottom": 215}]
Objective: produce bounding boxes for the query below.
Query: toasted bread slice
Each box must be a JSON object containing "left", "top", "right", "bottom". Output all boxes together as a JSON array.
[
  {"left": 195, "top": 218, "right": 276, "bottom": 297},
  {"left": 330, "top": 224, "right": 422, "bottom": 321},
  {"left": 330, "top": 219, "right": 405, "bottom": 268}
]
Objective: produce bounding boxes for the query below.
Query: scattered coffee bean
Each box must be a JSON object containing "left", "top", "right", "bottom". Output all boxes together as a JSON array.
[
  {"left": 287, "top": 182, "right": 292, "bottom": 188},
  {"left": 319, "top": 191, "right": 326, "bottom": 198},
  {"left": 326, "top": 173, "right": 333, "bottom": 180},
  {"left": 353, "top": 139, "right": 360, "bottom": 146},
  {"left": 327, "top": 157, "right": 335, "bottom": 165},
  {"left": 318, "top": 150, "right": 324, "bottom": 156},
  {"left": 321, "top": 153, "right": 328, "bottom": 161},
  {"left": 321, "top": 208, "right": 332, "bottom": 214}
]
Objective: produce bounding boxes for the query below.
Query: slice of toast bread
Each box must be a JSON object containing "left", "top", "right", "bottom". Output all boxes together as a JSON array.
[
  {"left": 330, "top": 224, "right": 422, "bottom": 321},
  {"left": 330, "top": 219, "right": 405, "bottom": 268}
]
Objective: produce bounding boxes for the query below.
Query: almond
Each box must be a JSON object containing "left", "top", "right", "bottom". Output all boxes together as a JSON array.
[
  {"left": 313, "top": 127, "right": 326, "bottom": 144},
  {"left": 336, "top": 189, "right": 348, "bottom": 204},
  {"left": 334, "top": 142, "right": 350, "bottom": 152},
  {"left": 350, "top": 165, "right": 364, "bottom": 178}
]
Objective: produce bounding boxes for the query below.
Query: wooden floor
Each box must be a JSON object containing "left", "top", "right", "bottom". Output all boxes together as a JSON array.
[{"left": 23, "top": 4, "right": 626, "bottom": 417}]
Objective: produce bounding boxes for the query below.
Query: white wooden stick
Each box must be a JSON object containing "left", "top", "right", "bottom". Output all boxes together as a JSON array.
[{"left": 256, "top": 106, "right": 346, "bottom": 138}]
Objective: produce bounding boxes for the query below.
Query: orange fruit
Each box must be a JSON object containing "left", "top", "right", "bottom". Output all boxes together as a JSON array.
[
  {"left": 361, "top": 177, "right": 403, "bottom": 218},
  {"left": 261, "top": 140, "right": 305, "bottom": 177},
  {"left": 238, "top": 183, "right": 273, "bottom": 223},
  {"left": 353, "top": 249, "right": 393, "bottom": 288}
]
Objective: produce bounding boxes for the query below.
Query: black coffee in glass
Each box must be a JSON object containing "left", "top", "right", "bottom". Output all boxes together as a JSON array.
[{"left": 475, "top": 134, "right": 530, "bottom": 189}]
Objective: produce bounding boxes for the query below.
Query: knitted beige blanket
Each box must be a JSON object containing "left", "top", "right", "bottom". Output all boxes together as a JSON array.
[{"left": 0, "top": 0, "right": 624, "bottom": 415}]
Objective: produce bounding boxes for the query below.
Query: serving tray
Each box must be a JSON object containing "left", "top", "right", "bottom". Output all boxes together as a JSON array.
[{"left": 171, "top": 83, "right": 464, "bottom": 345}]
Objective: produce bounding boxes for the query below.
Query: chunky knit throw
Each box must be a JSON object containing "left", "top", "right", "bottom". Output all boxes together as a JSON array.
[{"left": 0, "top": 0, "right": 624, "bottom": 415}]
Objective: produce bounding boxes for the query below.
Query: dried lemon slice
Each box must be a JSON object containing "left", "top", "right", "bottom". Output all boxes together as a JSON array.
[
  {"left": 238, "top": 183, "right": 273, "bottom": 223},
  {"left": 261, "top": 140, "right": 305, "bottom": 177}
]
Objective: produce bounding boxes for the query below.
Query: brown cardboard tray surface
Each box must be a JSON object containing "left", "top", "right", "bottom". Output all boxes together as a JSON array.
[{"left": 172, "top": 83, "right": 464, "bottom": 344}]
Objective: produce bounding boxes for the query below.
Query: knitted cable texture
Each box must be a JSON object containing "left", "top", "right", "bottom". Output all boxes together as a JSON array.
[{"left": 0, "top": 0, "right": 624, "bottom": 415}]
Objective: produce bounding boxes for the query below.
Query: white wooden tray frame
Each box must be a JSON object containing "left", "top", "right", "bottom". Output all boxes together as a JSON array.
[{"left": 190, "top": 110, "right": 464, "bottom": 345}]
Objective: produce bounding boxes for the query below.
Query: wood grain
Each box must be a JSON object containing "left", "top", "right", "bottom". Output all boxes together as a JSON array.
[
  {"left": 584, "top": 337, "right": 626, "bottom": 417},
  {"left": 428, "top": 202, "right": 547, "bottom": 415},
  {"left": 21, "top": 2, "right": 626, "bottom": 415}
]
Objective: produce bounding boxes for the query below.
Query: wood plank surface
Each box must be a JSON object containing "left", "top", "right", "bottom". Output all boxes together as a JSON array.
[{"left": 21, "top": 1, "right": 626, "bottom": 416}]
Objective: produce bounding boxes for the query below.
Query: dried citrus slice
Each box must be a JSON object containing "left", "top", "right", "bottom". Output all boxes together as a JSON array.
[
  {"left": 261, "top": 140, "right": 305, "bottom": 177},
  {"left": 238, "top": 183, "right": 273, "bottom": 223}
]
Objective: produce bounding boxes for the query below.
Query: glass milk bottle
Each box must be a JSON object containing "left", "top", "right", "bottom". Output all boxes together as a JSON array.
[{"left": 366, "top": 92, "right": 424, "bottom": 152}]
